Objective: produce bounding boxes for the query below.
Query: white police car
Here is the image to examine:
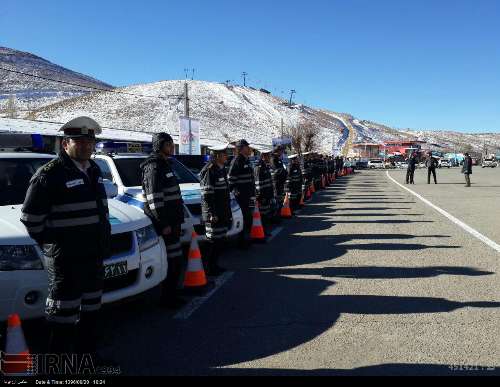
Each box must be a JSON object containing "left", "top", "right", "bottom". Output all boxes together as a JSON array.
[
  {"left": 0, "top": 152, "right": 168, "bottom": 321},
  {"left": 92, "top": 142, "right": 244, "bottom": 243}
]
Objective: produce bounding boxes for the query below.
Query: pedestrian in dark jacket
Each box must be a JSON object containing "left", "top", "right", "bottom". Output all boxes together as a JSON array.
[
  {"left": 286, "top": 155, "right": 303, "bottom": 211},
  {"left": 228, "top": 139, "right": 256, "bottom": 248},
  {"left": 270, "top": 145, "right": 287, "bottom": 222},
  {"left": 462, "top": 153, "right": 473, "bottom": 187},
  {"left": 21, "top": 117, "right": 111, "bottom": 357},
  {"left": 426, "top": 152, "right": 438, "bottom": 184},
  {"left": 141, "top": 133, "right": 186, "bottom": 309},
  {"left": 406, "top": 153, "right": 417, "bottom": 184},
  {"left": 254, "top": 150, "right": 274, "bottom": 236},
  {"left": 200, "top": 144, "right": 232, "bottom": 275}
]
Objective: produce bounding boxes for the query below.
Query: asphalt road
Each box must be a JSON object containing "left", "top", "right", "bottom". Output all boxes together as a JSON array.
[{"left": 27, "top": 169, "right": 500, "bottom": 376}]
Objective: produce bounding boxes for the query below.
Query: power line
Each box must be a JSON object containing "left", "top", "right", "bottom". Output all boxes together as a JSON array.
[{"left": 0, "top": 66, "right": 183, "bottom": 100}]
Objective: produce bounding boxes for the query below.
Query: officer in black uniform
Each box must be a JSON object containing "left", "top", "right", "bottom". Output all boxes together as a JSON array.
[
  {"left": 141, "top": 133, "right": 186, "bottom": 309},
  {"left": 426, "top": 151, "right": 438, "bottom": 184},
  {"left": 270, "top": 145, "right": 287, "bottom": 222},
  {"left": 312, "top": 153, "right": 322, "bottom": 191},
  {"left": 21, "top": 117, "right": 111, "bottom": 357},
  {"left": 286, "top": 155, "right": 304, "bottom": 211},
  {"left": 199, "top": 144, "right": 233, "bottom": 275},
  {"left": 254, "top": 149, "right": 274, "bottom": 236},
  {"left": 228, "top": 139, "right": 256, "bottom": 249},
  {"left": 302, "top": 153, "right": 313, "bottom": 199}
]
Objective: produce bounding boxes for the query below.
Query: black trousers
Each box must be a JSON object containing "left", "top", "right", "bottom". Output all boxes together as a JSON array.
[
  {"left": 161, "top": 225, "right": 184, "bottom": 302},
  {"left": 465, "top": 174, "right": 471, "bottom": 186},
  {"left": 236, "top": 196, "right": 253, "bottom": 242},
  {"left": 406, "top": 169, "right": 415, "bottom": 184},
  {"left": 427, "top": 168, "right": 437, "bottom": 184}
]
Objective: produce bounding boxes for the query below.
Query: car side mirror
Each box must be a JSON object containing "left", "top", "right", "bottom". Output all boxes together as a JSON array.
[{"left": 103, "top": 179, "right": 118, "bottom": 198}]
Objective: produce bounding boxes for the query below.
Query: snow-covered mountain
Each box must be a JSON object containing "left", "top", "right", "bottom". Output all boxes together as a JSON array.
[
  {"left": 30, "top": 80, "right": 349, "bottom": 152},
  {"left": 2, "top": 46, "right": 499, "bottom": 154},
  {"left": 0, "top": 47, "right": 113, "bottom": 113}
]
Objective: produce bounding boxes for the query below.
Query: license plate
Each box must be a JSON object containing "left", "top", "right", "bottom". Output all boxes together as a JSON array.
[{"left": 104, "top": 261, "right": 128, "bottom": 279}]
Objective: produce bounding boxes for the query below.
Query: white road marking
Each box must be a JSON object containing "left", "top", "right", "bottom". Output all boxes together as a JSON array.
[
  {"left": 267, "top": 226, "right": 284, "bottom": 242},
  {"left": 386, "top": 171, "right": 500, "bottom": 253},
  {"left": 174, "top": 271, "right": 235, "bottom": 320}
]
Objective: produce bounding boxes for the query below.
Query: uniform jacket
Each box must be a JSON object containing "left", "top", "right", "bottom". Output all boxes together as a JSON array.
[
  {"left": 21, "top": 150, "right": 111, "bottom": 261},
  {"left": 199, "top": 161, "right": 232, "bottom": 227},
  {"left": 286, "top": 163, "right": 303, "bottom": 199},
  {"left": 270, "top": 155, "right": 287, "bottom": 196},
  {"left": 141, "top": 154, "right": 185, "bottom": 231},
  {"left": 228, "top": 154, "right": 256, "bottom": 201},
  {"left": 254, "top": 159, "right": 274, "bottom": 201}
]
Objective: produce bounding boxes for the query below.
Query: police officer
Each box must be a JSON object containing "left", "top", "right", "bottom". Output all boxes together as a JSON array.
[
  {"left": 270, "top": 145, "right": 287, "bottom": 222},
  {"left": 312, "top": 153, "right": 322, "bottom": 191},
  {"left": 302, "top": 152, "right": 313, "bottom": 199},
  {"left": 426, "top": 151, "right": 438, "bottom": 184},
  {"left": 406, "top": 152, "right": 417, "bottom": 185},
  {"left": 228, "top": 139, "right": 256, "bottom": 249},
  {"left": 141, "top": 133, "right": 186, "bottom": 309},
  {"left": 254, "top": 149, "right": 274, "bottom": 236},
  {"left": 200, "top": 144, "right": 233, "bottom": 275},
  {"left": 21, "top": 117, "right": 111, "bottom": 356},
  {"left": 286, "top": 155, "right": 303, "bottom": 211}
]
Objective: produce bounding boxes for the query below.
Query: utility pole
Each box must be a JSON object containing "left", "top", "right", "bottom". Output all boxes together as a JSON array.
[
  {"left": 289, "top": 89, "right": 296, "bottom": 107},
  {"left": 184, "top": 82, "right": 192, "bottom": 155},
  {"left": 242, "top": 72, "right": 247, "bottom": 87},
  {"left": 191, "top": 68, "right": 195, "bottom": 80}
]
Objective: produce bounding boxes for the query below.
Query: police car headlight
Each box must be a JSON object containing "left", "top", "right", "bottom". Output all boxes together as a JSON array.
[
  {"left": 230, "top": 199, "right": 240, "bottom": 211},
  {"left": 0, "top": 245, "right": 43, "bottom": 271},
  {"left": 136, "top": 225, "right": 159, "bottom": 252}
]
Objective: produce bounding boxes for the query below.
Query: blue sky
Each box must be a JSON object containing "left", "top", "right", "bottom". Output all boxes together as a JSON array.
[{"left": 1, "top": 0, "right": 499, "bottom": 132}]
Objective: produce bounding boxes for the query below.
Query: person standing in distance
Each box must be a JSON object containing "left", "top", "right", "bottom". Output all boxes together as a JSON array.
[
  {"left": 462, "top": 152, "right": 473, "bottom": 187},
  {"left": 406, "top": 152, "right": 417, "bottom": 185},
  {"left": 228, "top": 139, "right": 256, "bottom": 249},
  {"left": 426, "top": 151, "right": 438, "bottom": 184},
  {"left": 199, "top": 144, "right": 233, "bottom": 275},
  {"left": 21, "top": 117, "right": 111, "bottom": 358},
  {"left": 141, "top": 133, "right": 186, "bottom": 309}
]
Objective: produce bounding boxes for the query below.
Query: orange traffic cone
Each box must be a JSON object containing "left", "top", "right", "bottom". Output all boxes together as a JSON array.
[
  {"left": 281, "top": 193, "right": 293, "bottom": 219},
  {"left": 250, "top": 204, "right": 266, "bottom": 242},
  {"left": 1, "top": 314, "right": 33, "bottom": 376},
  {"left": 311, "top": 182, "right": 316, "bottom": 194},
  {"left": 184, "top": 231, "right": 207, "bottom": 288}
]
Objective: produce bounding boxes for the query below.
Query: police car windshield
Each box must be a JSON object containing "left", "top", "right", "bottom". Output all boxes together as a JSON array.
[
  {"left": 0, "top": 158, "right": 52, "bottom": 206},
  {"left": 114, "top": 157, "right": 199, "bottom": 187}
]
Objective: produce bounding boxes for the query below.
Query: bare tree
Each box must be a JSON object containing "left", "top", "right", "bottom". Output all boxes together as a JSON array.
[
  {"left": 302, "top": 121, "right": 320, "bottom": 153},
  {"left": 283, "top": 119, "right": 320, "bottom": 154},
  {"left": 283, "top": 124, "right": 303, "bottom": 154}
]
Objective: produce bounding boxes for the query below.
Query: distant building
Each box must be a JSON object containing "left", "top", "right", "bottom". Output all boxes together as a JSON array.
[
  {"left": 383, "top": 140, "right": 427, "bottom": 157},
  {"left": 351, "top": 143, "right": 382, "bottom": 159}
]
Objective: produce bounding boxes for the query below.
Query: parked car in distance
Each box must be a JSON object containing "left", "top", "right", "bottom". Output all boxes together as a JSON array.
[
  {"left": 482, "top": 158, "right": 498, "bottom": 168},
  {"left": 438, "top": 159, "right": 451, "bottom": 168},
  {"left": 368, "top": 159, "right": 385, "bottom": 169}
]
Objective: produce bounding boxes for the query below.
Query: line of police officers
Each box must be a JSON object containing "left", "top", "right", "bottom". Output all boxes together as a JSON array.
[{"left": 19, "top": 116, "right": 343, "bottom": 366}]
